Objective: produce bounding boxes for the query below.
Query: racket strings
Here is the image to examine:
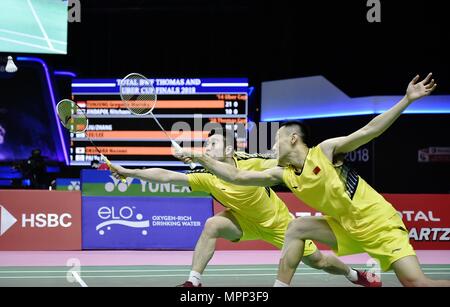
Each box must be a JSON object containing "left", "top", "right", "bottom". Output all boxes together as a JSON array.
[
  {"left": 119, "top": 73, "right": 195, "bottom": 169},
  {"left": 56, "top": 99, "right": 126, "bottom": 182},
  {"left": 120, "top": 74, "right": 156, "bottom": 115},
  {"left": 56, "top": 99, "right": 88, "bottom": 133}
]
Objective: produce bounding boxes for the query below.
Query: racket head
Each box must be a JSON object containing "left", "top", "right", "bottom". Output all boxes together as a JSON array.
[
  {"left": 119, "top": 73, "right": 157, "bottom": 116},
  {"left": 56, "top": 99, "right": 88, "bottom": 133}
]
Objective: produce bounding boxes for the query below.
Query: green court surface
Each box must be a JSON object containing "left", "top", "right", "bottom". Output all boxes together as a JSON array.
[
  {"left": 0, "top": 0, "right": 67, "bottom": 54},
  {"left": 1, "top": 264, "right": 450, "bottom": 287}
]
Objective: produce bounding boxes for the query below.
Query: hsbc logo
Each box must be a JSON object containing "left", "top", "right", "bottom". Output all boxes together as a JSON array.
[
  {"left": 0, "top": 205, "right": 18, "bottom": 236},
  {"left": 22, "top": 213, "right": 72, "bottom": 228},
  {"left": 0, "top": 204, "right": 72, "bottom": 236}
]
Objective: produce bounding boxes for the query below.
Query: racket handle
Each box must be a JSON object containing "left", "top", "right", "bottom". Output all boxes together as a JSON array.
[
  {"left": 171, "top": 141, "right": 196, "bottom": 169},
  {"left": 103, "top": 157, "right": 127, "bottom": 183}
]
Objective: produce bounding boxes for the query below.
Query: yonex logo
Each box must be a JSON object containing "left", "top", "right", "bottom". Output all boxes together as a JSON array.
[
  {"left": 105, "top": 176, "right": 133, "bottom": 192},
  {"left": 0, "top": 205, "right": 18, "bottom": 236},
  {"left": 96, "top": 206, "right": 149, "bottom": 236},
  {"left": 104, "top": 176, "right": 191, "bottom": 194},
  {"left": 68, "top": 181, "right": 80, "bottom": 191}
]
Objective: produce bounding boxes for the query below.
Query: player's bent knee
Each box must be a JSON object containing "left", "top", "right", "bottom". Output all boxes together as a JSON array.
[
  {"left": 286, "top": 218, "right": 312, "bottom": 240},
  {"left": 203, "top": 217, "right": 222, "bottom": 237}
]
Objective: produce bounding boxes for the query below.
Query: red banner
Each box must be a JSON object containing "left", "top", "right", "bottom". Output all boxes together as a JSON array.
[
  {"left": 383, "top": 194, "right": 450, "bottom": 250},
  {"left": 1, "top": 191, "right": 447, "bottom": 251},
  {"left": 216, "top": 193, "right": 450, "bottom": 250},
  {"left": 0, "top": 190, "right": 82, "bottom": 250}
]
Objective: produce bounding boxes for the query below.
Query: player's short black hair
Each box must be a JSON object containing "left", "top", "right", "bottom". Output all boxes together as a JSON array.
[
  {"left": 280, "top": 120, "right": 311, "bottom": 146},
  {"left": 207, "top": 128, "right": 237, "bottom": 151}
]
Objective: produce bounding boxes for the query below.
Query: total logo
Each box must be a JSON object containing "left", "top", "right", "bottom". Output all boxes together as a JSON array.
[
  {"left": 96, "top": 205, "right": 150, "bottom": 236},
  {"left": 0, "top": 204, "right": 72, "bottom": 236}
]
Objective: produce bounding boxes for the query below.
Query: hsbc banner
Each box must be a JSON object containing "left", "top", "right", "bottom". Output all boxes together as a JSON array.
[
  {"left": 0, "top": 190, "right": 81, "bottom": 250},
  {"left": 82, "top": 196, "right": 212, "bottom": 249},
  {"left": 277, "top": 193, "right": 450, "bottom": 250}
]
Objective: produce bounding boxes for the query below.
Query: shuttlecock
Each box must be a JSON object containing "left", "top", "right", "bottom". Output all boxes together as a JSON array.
[{"left": 5, "top": 56, "right": 17, "bottom": 73}]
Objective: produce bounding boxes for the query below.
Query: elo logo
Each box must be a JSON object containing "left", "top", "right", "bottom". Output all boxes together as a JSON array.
[{"left": 96, "top": 206, "right": 149, "bottom": 236}]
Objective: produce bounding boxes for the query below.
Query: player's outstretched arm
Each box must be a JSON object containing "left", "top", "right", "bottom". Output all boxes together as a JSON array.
[
  {"left": 110, "top": 164, "right": 189, "bottom": 185},
  {"left": 192, "top": 154, "right": 283, "bottom": 187},
  {"left": 321, "top": 73, "right": 437, "bottom": 155}
]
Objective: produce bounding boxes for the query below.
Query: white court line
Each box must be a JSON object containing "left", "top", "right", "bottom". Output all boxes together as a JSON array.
[
  {"left": 27, "top": 0, "right": 54, "bottom": 50},
  {"left": 0, "top": 36, "right": 65, "bottom": 54},
  {"left": 0, "top": 272, "right": 450, "bottom": 279},
  {"left": 0, "top": 28, "right": 67, "bottom": 45},
  {"left": 1, "top": 267, "right": 450, "bottom": 274},
  {"left": 71, "top": 271, "right": 88, "bottom": 287}
]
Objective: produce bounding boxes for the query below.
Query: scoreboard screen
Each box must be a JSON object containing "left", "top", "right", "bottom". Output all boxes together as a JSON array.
[{"left": 70, "top": 78, "right": 248, "bottom": 167}]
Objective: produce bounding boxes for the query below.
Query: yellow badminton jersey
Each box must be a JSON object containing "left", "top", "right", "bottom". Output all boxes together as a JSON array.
[
  {"left": 283, "top": 146, "right": 398, "bottom": 236},
  {"left": 187, "top": 153, "right": 291, "bottom": 228}
]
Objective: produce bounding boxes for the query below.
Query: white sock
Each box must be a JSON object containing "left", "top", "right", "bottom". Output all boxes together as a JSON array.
[
  {"left": 274, "top": 279, "right": 290, "bottom": 287},
  {"left": 346, "top": 268, "right": 358, "bottom": 282},
  {"left": 188, "top": 270, "right": 202, "bottom": 286}
]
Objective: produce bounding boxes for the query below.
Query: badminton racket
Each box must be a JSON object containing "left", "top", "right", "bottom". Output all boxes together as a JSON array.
[
  {"left": 56, "top": 99, "right": 127, "bottom": 183},
  {"left": 119, "top": 73, "right": 196, "bottom": 169}
]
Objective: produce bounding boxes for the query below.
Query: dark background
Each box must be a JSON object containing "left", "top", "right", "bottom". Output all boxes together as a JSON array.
[
  {"left": 58, "top": 0, "right": 450, "bottom": 96},
  {"left": 0, "top": 0, "right": 449, "bottom": 192}
]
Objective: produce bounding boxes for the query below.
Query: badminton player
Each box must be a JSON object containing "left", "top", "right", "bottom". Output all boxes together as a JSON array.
[
  {"left": 111, "top": 130, "right": 379, "bottom": 287},
  {"left": 182, "top": 74, "right": 450, "bottom": 287}
]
